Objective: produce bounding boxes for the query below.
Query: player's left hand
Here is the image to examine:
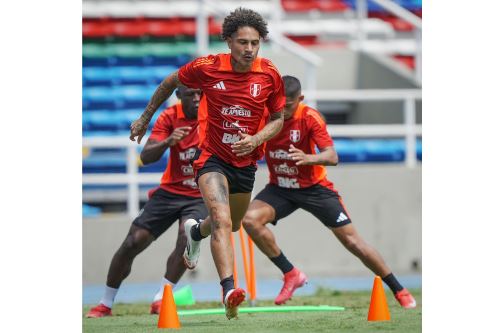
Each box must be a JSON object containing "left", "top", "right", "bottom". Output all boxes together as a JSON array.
[
  {"left": 130, "top": 117, "right": 150, "bottom": 144},
  {"left": 231, "top": 131, "right": 259, "bottom": 156},
  {"left": 289, "top": 144, "right": 312, "bottom": 165}
]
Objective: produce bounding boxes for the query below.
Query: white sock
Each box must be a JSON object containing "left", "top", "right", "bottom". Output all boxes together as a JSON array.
[
  {"left": 100, "top": 286, "right": 119, "bottom": 308},
  {"left": 153, "top": 277, "right": 176, "bottom": 301}
]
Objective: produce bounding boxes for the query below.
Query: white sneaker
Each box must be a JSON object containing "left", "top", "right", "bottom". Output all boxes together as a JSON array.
[{"left": 183, "top": 218, "right": 201, "bottom": 269}]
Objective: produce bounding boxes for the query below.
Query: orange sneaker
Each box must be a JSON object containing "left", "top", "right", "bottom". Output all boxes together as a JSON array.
[
  {"left": 274, "top": 268, "right": 307, "bottom": 305},
  {"left": 86, "top": 303, "right": 112, "bottom": 318},
  {"left": 150, "top": 300, "right": 162, "bottom": 314},
  {"left": 224, "top": 288, "right": 246, "bottom": 320},
  {"left": 395, "top": 288, "right": 417, "bottom": 308}
]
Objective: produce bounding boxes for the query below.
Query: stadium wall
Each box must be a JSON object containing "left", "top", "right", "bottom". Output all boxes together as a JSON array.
[{"left": 83, "top": 164, "right": 421, "bottom": 285}]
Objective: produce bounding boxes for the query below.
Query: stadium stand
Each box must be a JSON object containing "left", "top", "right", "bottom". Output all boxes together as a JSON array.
[{"left": 82, "top": 0, "right": 422, "bottom": 201}]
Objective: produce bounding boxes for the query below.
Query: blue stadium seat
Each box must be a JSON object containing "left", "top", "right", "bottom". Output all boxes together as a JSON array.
[
  {"left": 83, "top": 56, "right": 108, "bottom": 67},
  {"left": 82, "top": 86, "right": 118, "bottom": 110},
  {"left": 82, "top": 138, "right": 422, "bottom": 174},
  {"left": 343, "top": 0, "right": 421, "bottom": 12},
  {"left": 83, "top": 66, "right": 179, "bottom": 87},
  {"left": 83, "top": 153, "right": 127, "bottom": 173},
  {"left": 83, "top": 85, "right": 165, "bottom": 110},
  {"left": 83, "top": 204, "right": 102, "bottom": 218},
  {"left": 110, "top": 66, "right": 155, "bottom": 85},
  {"left": 83, "top": 148, "right": 170, "bottom": 174},
  {"left": 82, "top": 67, "right": 114, "bottom": 86},
  {"left": 334, "top": 139, "right": 368, "bottom": 162},
  {"left": 362, "top": 139, "right": 405, "bottom": 162},
  {"left": 416, "top": 139, "right": 422, "bottom": 161}
]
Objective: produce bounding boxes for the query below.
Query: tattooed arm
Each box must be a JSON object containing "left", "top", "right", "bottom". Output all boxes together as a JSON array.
[
  {"left": 231, "top": 110, "right": 284, "bottom": 157},
  {"left": 129, "top": 71, "right": 181, "bottom": 143}
]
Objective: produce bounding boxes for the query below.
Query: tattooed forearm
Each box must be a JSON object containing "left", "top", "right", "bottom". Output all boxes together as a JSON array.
[
  {"left": 141, "top": 71, "right": 180, "bottom": 121},
  {"left": 254, "top": 110, "right": 284, "bottom": 145},
  {"left": 204, "top": 173, "right": 229, "bottom": 204}
]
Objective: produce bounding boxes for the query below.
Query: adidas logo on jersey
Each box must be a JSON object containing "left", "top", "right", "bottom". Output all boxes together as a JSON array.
[
  {"left": 336, "top": 212, "right": 348, "bottom": 223},
  {"left": 213, "top": 81, "right": 226, "bottom": 90}
]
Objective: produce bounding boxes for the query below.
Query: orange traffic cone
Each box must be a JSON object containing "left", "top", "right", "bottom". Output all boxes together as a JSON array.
[
  {"left": 367, "top": 276, "right": 391, "bottom": 321},
  {"left": 157, "top": 284, "right": 181, "bottom": 329}
]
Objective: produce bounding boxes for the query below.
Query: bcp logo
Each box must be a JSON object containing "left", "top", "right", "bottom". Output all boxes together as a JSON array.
[
  {"left": 250, "top": 83, "right": 261, "bottom": 97},
  {"left": 222, "top": 133, "right": 240, "bottom": 144},
  {"left": 277, "top": 176, "right": 300, "bottom": 188}
]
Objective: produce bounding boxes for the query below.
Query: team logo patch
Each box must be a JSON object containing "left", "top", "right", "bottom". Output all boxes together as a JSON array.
[
  {"left": 250, "top": 83, "right": 261, "bottom": 97},
  {"left": 290, "top": 130, "right": 301, "bottom": 143}
]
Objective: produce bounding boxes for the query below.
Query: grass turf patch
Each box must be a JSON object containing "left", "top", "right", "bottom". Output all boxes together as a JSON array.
[{"left": 83, "top": 288, "right": 421, "bottom": 333}]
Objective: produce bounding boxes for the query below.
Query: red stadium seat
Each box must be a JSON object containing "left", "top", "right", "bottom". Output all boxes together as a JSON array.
[
  {"left": 177, "top": 18, "right": 197, "bottom": 36},
  {"left": 315, "top": 0, "right": 349, "bottom": 12},
  {"left": 146, "top": 19, "right": 180, "bottom": 37},
  {"left": 393, "top": 55, "right": 415, "bottom": 69},
  {"left": 83, "top": 20, "right": 113, "bottom": 38},
  {"left": 111, "top": 19, "right": 148, "bottom": 37},
  {"left": 285, "top": 34, "right": 318, "bottom": 46},
  {"left": 369, "top": 13, "right": 414, "bottom": 32},
  {"left": 281, "top": 0, "right": 317, "bottom": 12},
  {"left": 208, "top": 17, "right": 222, "bottom": 36}
]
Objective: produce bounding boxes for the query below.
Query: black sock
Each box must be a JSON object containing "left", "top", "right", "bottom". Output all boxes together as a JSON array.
[
  {"left": 382, "top": 273, "right": 404, "bottom": 294},
  {"left": 190, "top": 221, "right": 206, "bottom": 241},
  {"left": 270, "top": 251, "right": 294, "bottom": 274},
  {"left": 220, "top": 275, "right": 235, "bottom": 300}
]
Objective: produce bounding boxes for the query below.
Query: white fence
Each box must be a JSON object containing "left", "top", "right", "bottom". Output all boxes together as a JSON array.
[{"left": 82, "top": 89, "right": 421, "bottom": 218}]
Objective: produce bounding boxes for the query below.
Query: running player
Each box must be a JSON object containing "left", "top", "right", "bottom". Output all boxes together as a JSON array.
[
  {"left": 129, "top": 8, "right": 285, "bottom": 319},
  {"left": 86, "top": 86, "right": 207, "bottom": 318},
  {"left": 240, "top": 75, "right": 417, "bottom": 308}
]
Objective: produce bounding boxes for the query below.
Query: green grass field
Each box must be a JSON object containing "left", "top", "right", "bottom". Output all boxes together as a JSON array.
[{"left": 83, "top": 288, "right": 421, "bottom": 333}]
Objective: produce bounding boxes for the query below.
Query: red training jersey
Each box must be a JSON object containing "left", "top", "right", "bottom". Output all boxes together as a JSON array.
[
  {"left": 178, "top": 53, "right": 285, "bottom": 168},
  {"left": 265, "top": 103, "right": 335, "bottom": 190},
  {"left": 147, "top": 103, "right": 202, "bottom": 197}
]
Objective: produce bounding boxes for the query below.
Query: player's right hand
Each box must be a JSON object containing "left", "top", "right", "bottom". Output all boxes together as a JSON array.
[
  {"left": 167, "top": 126, "right": 192, "bottom": 146},
  {"left": 130, "top": 117, "right": 150, "bottom": 144}
]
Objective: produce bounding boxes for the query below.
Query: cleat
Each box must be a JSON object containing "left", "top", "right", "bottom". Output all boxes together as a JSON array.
[
  {"left": 224, "top": 288, "right": 246, "bottom": 320},
  {"left": 395, "top": 288, "right": 417, "bottom": 309},
  {"left": 86, "top": 304, "right": 112, "bottom": 318},
  {"left": 274, "top": 267, "right": 307, "bottom": 305},
  {"left": 150, "top": 300, "right": 162, "bottom": 314},
  {"left": 183, "top": 218, "right": 201, "bottom": 269}
]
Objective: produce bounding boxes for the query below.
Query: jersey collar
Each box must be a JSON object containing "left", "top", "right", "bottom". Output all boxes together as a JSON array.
[
  {"left": 218, "top": 53, "right": 263, "bottom": 73},
  {"left": 293, "top": 103, "right": 307, "bottom": 119}
]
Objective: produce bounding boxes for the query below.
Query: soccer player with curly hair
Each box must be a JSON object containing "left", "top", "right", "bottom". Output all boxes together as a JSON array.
[{"left": 130, "top": 8, "right": 285, "bottom": 319}]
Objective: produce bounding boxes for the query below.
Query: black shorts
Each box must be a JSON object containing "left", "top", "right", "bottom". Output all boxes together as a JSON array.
[
  {"left": 254, "top": 183, "right": 352, "bottom": 228},
  {"left": 132, "top": 188, "right": 208, "bottom": 239},
  {"left": 195, "top": 154, "right": 257, "bottom": 194}
]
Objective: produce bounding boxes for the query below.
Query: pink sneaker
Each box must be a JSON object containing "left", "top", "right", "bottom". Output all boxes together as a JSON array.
[
  {"left": 274, "top": 268, "right": 307, "bottom": 305},
  {"left": 86, "top": 303, "right": 112, "bottom": 318},
  {"left": 395, "top": 288, "right": 417, "bottom": 308},
  {"left": 150, "top": 300, "right": 162, "bottom": 314}
]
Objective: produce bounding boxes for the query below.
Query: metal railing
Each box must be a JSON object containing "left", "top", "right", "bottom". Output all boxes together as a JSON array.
[{"left": 82, "top": 88, "right": 421, "bottom": 218}]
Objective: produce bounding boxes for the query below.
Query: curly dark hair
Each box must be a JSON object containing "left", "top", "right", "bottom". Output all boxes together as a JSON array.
[{"left": 221, "top": 7, "right": 269, "bottom": 40}]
